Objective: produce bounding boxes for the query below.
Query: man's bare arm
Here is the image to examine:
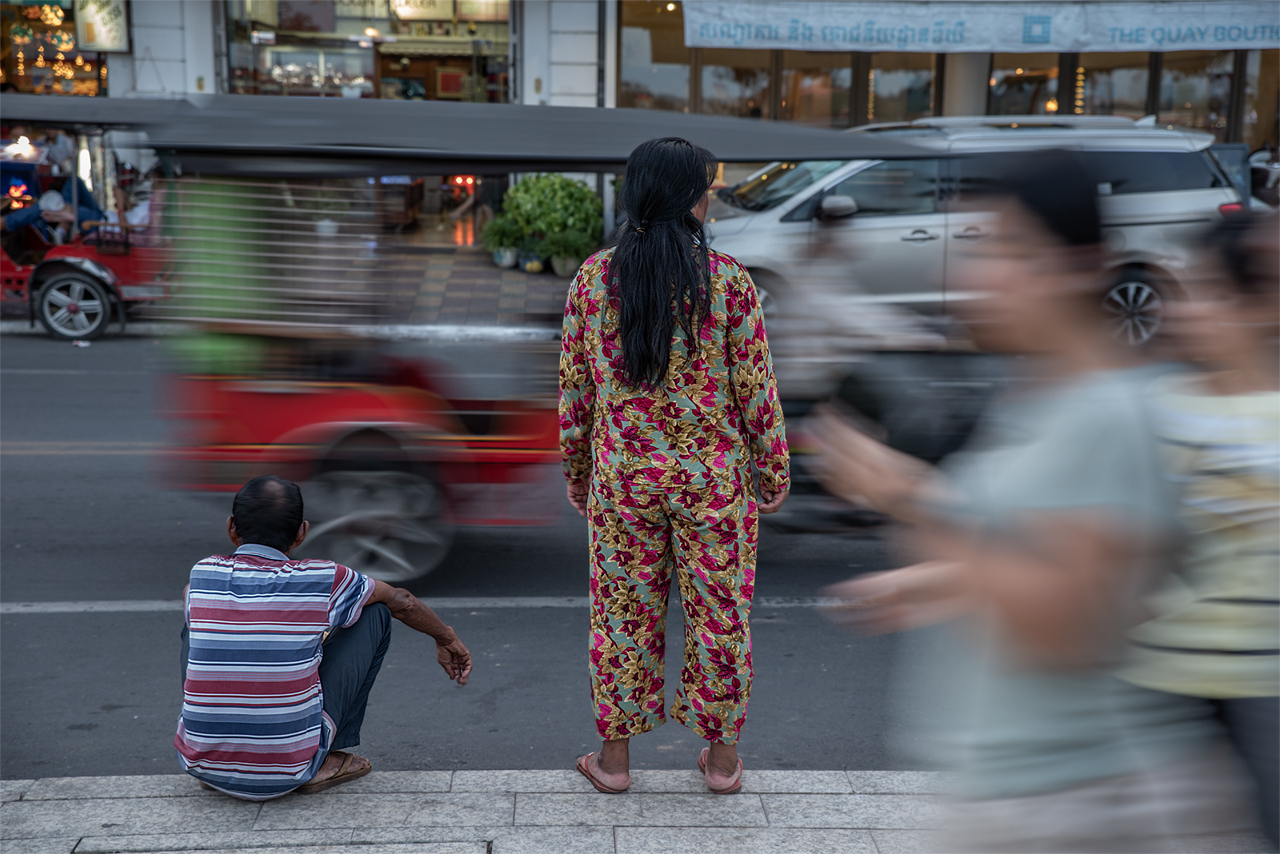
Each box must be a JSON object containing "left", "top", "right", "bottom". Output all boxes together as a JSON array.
[{"left": 366, "top": 580, "right": 472, "bottom": 684}]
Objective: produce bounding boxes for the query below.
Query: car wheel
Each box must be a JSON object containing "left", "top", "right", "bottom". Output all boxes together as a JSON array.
[
  {"left": 301, "top": 469, "right": 454, "bottom": 584},
  {"left": 1102, "top": 271, "right": 1165, "bottom": 347},
  {"left": 37, "top": 273, "right": 112, "bottom": 340}
]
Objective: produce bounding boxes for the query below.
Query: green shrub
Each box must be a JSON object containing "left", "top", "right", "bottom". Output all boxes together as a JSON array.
[
  {"left": 544, "top": 229, "right": 596, "bottom": 260},
  {"left": 504, "top": 174, "right": 603, "bottom": 246},
  {"left": 481, "top": 214, "right": 523, "bottom": 251}
]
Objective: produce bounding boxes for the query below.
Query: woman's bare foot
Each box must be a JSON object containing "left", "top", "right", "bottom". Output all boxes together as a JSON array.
[
  {"left": 592, "top": 738, "right": 631, "bottom": 791},
  {"left": 703, "top": 742, "right": 740, "bottom": 791}
]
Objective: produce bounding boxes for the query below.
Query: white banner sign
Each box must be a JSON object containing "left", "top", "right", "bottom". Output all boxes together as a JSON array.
[
  {"left": 683, "top": 1, "right": 1280, "bottom": 53},
  {"left": 75, "top": 0, "right": 129, "bottom": 52}
]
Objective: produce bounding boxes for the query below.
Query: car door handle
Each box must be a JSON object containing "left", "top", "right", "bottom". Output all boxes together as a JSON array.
[
  {"left": 952, "top": 227, "right": 989, "bottom": 240},
  {"left": 900, "top": 230, "right": 940, "bottom": 242}
]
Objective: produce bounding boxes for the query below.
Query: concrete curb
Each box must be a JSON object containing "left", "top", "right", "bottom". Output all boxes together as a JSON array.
[{"left": 0, "top": 770, "right": 947, "bottom": 853}]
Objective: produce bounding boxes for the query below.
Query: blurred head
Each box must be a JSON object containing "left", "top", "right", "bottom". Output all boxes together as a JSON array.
[
  {"left": 952, "top": 150, "right": 1107, "bottom": 354},
  {"left": 230, "top": 475, "right": 305, "bottom": 553},
  {"left": 611, "top": 137, "right": 719, "bottom": 387},
  {"left": 1167, "top": 212, "right": 1280, "bottom": 368}
]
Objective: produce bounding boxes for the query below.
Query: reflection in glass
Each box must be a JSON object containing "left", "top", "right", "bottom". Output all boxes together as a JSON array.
[
  {"left": 701, "top": 49, "right": 771, "bottom": 118},
  {"left": 618, "top": 0, "right": 688, "bottom": 111},
  {"left": 780, "top": 51, "right": 852, "bottom": 127},
  {"left": 1072, "top": 52, "right": 1149, "bottom": 118},
  {"left": 1159, "top": 51, "right": 1234, "bottom": 141},
  {"left": 869, "top": 53, "right": 935, "bottom": 123},
  {"left": 1242, "top": 49, "right": 1279, "bottom": 155},
  {"left": 989, "top": 53, "right": 1059, "bottom": 115}
]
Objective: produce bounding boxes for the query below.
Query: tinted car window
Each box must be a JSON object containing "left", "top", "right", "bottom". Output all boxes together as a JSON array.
[
  {"left": 1085, "top": 151, "right": 1227, "bottom": 194},
  {"left": 951, "top": 150, "right": 1227, "bottom": 203}
]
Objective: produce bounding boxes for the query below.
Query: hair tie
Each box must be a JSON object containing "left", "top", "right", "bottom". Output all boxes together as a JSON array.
[{"left": 634, "top": 219, "right": 649, "bottom": 234}]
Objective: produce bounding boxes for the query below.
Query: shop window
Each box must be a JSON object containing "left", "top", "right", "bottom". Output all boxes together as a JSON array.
[
  {"left": 1242, "top": 49, "right": 1278, "bottom": 156},
  {"left": 226, "top": 0, "right": 508, "bottom": 100},
  {"left": 1158, "top": 50, "right": 1234, "bottom": 141},
  {"left": 780, "top": 51, "right": 851, "bottom": 127},
  {"left": 700, "top": 49, "right": 770, "bottom": 118},
  {"left": 618, "top": 0, "right": 688, "bottom": 111},
  {"left": 1071, "top": 52, "right": 1149, "bottom": 118},
  {"left": 868, "top": 53, "right": 935, "bottom": 123},
  {"left": 0, "top": 1, "right": 108, "bottom": 96},
  {"left": 989, "top": 53, "right": 1059, "bottom": 115}
]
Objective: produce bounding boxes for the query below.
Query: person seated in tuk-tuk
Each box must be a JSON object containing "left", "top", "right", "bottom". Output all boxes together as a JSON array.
[{"left": 1, "top": 176, "right": 104, "bottom": 243}]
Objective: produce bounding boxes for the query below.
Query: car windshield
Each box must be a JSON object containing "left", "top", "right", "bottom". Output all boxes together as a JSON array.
[{"left": 718, "top": 160, "right": 847, "bottom": 211}]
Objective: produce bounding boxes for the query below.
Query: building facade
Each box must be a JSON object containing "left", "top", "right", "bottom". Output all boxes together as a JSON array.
[{"left": 1, "top": 1, "right": 1275, "bottom": 155}]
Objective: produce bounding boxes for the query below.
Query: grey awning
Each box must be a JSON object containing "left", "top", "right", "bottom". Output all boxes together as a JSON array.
[{"left": 2, "top": 93, "right": 928, "bottom": 175}]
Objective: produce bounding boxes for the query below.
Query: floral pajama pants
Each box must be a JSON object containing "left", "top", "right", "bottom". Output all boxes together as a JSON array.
[{"left": 588, "top": 475, "right": 757, "bottom": 745}]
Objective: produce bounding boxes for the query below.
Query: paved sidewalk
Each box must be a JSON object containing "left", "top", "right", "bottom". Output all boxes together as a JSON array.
[{"left": 1, "top": 769, "right": 945, "bottom": 854}]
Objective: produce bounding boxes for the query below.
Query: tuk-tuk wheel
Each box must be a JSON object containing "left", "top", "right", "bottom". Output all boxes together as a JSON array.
[{"left": 37, "top": 273, "right": 112, "bottom": 341}]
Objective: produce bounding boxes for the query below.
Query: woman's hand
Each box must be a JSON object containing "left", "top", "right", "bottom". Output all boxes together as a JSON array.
[
  {"left": 808, "top": 407, "right": 934, "bottom": 519},
  {"left": 821, "top": 560, "right": 972, "bottom": 635},
  {"left": 758, "top": 487, "right": 789, "bottom": 514},
  {"left": 566, "top": 479, "right": 589, "bottom": 517}
]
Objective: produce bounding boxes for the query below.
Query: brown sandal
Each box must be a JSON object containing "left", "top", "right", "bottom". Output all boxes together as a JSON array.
[
  {"left": 698, "top": 747, "right": 743, "bottom": 795},
  {"left": 296, "top": 750, "right": 371, "bottom": 794},
  {"left": 576, "top": 752, "right": 630, "bottom": 794}
]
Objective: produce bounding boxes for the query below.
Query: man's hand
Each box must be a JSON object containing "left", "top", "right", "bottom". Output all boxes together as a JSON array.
[
  {"left": 40, "top": 208, "right": 76, "bottom": 225},
  {"left": 436, "top": 634, "right": 472, "bottom": 685},
  {"left": 566, "top": 479, "right": 589, "bottom": 517},
  {"left": 808, "top": 407, "right": 934, "bottom": 517},
  {"left": 758, "top": 487, "right": 789, "bottom": 514}
]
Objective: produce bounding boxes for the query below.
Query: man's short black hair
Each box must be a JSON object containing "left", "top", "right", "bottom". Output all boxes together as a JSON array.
[{"left": 231, "top": 476, "right": 304, "bottom": 553}]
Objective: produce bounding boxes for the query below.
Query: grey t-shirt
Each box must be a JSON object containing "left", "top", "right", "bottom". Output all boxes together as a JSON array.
[{"left": 922, "top": 367, "right": 1212, "bottom": 800}]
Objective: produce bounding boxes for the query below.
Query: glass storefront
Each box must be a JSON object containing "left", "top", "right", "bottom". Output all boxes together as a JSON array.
[
  {"left": 1158, "top": 50, "right": 1235, "bottom": 139},
  {"left": 1072, "top": 52, "right": 1149, "bottom": 118},
  {"left": 0, "top": 1, "right": 108, "bottom": 97},
  {"left": 226, "top": 0, "right": 508, "bottom": 100},
  {"left": 618, "top": 0, "right": 688, "bottom": 111},
  {"left": 779, "top": 51, "right": 851, "bottom": 127},
  {"left": 988, "top": 52, "right": 1060, "bottom": 114},
  {"left": 1243, "top": 49, "right": 1279, "bottom": 155},
  {"left": 700, "top": 49, "right": 770, "bottom": 118},
  {"left": 868, "top": 53, "right": 935, "bottom": 123}
]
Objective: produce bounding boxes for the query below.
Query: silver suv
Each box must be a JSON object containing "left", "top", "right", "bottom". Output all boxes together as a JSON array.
[{"left": 706, "top": 116, "right": 1244, "bottom": 345}]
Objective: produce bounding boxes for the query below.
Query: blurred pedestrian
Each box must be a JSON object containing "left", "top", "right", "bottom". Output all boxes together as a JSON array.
[
  {"left": 560, "top": 137, "right": 790, "bottom": 795},
  {"left": 1122, "top": 211, "right": 1280, "bottom": 847},
  {"left": 813, "top": 150, "right": 1253, "bottom": 852},
  {"left": 177, "top": 475, "right": 473, "bottom": 800}
]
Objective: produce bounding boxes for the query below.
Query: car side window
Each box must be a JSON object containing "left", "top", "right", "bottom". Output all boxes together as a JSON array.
[
  {"left": 1083, "top": 151, "right": 1227, "bottom": 194},
  {"left": 829, "top": 159, "right": 940, "bottom": 216}
]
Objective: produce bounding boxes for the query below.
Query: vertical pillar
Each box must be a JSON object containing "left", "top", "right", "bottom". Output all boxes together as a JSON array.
[{"left": 942, "top": 52, "right": 990, "bottom": 116}]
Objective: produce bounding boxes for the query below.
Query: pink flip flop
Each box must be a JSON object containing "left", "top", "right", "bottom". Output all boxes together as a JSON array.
[
  {"left": 698, "top": 747, "right": 743, "bottom": 795},
  {"left": 576, "top": 752, "right": 630, "bottom": 794}
]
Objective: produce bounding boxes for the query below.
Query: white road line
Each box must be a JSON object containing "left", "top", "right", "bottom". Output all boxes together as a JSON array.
[{"left": 1, "top": 596, "right": 841, "bottom": 614}]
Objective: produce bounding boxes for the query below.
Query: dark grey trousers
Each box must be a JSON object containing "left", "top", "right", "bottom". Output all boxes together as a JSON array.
[
  {"left": 181, "top": 602, "right": 393, "bottom": 752},
  {"left": 1214, "top": 696, "right": 1279, "bottom": 848}
]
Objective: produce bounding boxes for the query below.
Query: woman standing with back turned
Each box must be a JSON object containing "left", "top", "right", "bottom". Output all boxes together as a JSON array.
[{"left": 560, "top": 138, "right": 789, "bottom": 795}]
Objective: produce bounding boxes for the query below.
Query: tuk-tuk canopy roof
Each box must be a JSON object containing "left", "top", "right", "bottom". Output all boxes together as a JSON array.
[{"left": 1, "top": 93, "right": 926, "bottom": 175}]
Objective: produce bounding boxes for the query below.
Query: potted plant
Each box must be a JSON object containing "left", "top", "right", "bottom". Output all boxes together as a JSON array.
[
  {"left": 502, "top": 174, "right": 602, "bottom": 272},
  {"left": 482, "top": 214, "right": 522, "bottom": 268},
  {"left": 545, "top": 229, "right": 596, "bottom": 278},
  {"left": 517, "top": 236, "right": 550, "bottom": 274}
]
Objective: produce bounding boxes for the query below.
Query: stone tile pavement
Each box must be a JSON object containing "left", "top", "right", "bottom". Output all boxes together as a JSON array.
[
  {"left": 407, "top": 249, "right": 570, "bottom": 327},
  {"left": 1, "top": 769, "right": 947, "bottom": 854}
]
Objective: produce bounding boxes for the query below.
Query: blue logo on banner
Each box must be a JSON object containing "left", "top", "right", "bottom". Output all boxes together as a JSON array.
[{"left": 1022, "top": 15, "right": 1051, "bottom": 44}]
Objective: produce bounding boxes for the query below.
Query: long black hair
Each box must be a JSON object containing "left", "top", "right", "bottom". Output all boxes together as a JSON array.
[{"left": 610, "top": 137, "right": 718, "bottom": 388}]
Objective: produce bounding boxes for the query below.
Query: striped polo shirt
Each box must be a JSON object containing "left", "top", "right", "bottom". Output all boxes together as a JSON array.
[{"left": 175, "top": 543, "right": 375, "bottom": 800}]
